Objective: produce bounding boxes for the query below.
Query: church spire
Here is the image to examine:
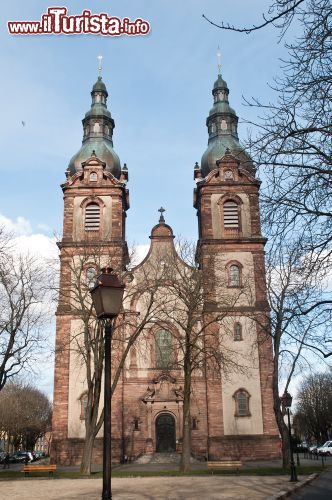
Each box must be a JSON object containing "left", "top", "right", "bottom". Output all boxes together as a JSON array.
[
  {"left": 216, "top": 46, "right": 222, "bottom": 76},
  {"left": 200, "top": 57, "right": 253, "bottom": 177},
  {"left": 208, "top": 73, "right": 239, "bottom": 142},
  {"left": 67, "top": 59, "right": 121, "bottom": 178}
]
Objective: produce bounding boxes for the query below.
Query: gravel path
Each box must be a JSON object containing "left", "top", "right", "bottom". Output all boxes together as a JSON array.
[{"left": 0, "top": 475, "right": 295, "bottom": 499}]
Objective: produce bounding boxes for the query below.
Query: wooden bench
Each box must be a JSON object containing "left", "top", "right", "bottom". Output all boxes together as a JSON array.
[
  {"left": 207, "top": 460, "right": 243, "bottom": 474},
  {"left": 22, "top": 464, "right": 57, "bottom": 477}
]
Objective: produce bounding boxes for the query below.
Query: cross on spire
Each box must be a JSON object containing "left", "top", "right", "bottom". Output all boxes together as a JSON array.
[
  {"left": 158, "top": 207, "right": 165, "bottom": 223},
  {"left": 97, "top": 55, "right": 103, "bottom": 78},
  {"left": 217, "top": 46, "right": 222, "bottom": 75}
]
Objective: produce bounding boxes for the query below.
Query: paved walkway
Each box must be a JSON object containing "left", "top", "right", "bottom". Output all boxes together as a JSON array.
[{"left": 0, "top": 475, "right": 308, "bottom": 499}]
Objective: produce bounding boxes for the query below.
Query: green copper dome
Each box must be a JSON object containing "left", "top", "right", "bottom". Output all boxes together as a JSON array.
[
  {"left": 92, "top": 76, "right": 108, "bottom": 95},
  {"left": 201, "top": 73, "right": 253, "bottom": 176},
  {"left": 213, "top": 74, "right": 228, "bottom": 90},
  {"left": 67, "top": 76, "right": 121, "bottom": 178},
  {"left": 68, "top": 141, "right": 121, "bottom": 176}
]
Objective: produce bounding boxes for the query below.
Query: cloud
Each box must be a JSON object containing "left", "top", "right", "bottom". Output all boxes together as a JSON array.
[
  {"left": 0, "top": 212, "right": 58, "bottom": 261},
  {"left": 0, "top": 213, "right": 32, "bottom": 235},
  {"left": 129, "top": 244, "right": 150, "bottom": 267},
  {"left": 0, "top": 213, "right": 58, "bottom": 398},
  {"left": 13, "top": 233, "right": 58, "bottom": 261}
]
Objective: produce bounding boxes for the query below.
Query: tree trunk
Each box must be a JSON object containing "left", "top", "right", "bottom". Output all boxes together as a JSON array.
[
  {"left": 272, "top": 356, "right": 290, "bottom": 468},
  {"left": 180, "top": 357, "right": 191, "bottom": 473},
  {"left": 80, "top": 431, "right": 95, "bottom": 475}
]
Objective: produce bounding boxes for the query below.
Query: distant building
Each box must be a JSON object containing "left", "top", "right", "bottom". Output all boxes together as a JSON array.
[{"left": 51, "top": 70, "right": 279, "bottom": 464}]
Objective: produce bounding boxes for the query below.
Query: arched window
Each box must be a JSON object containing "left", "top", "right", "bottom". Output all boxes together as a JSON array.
[
  {"left": 234, "top": 322, "right": 243, "bottom": 341},
  {"left": 192, "top": 417, "right": 198, "bottom": 430},
  {"left": 155, "top": 330, "right": 172, "bottom": 369},
  {"left": 85, "top": 203, "right": 100, "bottom": 231},
  {"left": 80, "top": 393, "right": 88, "bottom": 420},
  {"left": 234, "top": 390, "right": 250, "bottom": 417},
  {"left": 89, "top": 172, "right": 97, "bottom": 182},
  {"left": 223, "top": 200, "right": 239, "bottom": 230},
  {"left": 229, "top": 264, "right": 241, "bottom": 287}
]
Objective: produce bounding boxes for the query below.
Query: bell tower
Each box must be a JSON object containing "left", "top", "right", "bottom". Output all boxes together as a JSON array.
[
  {"left": 194, "top": 67, "right": 279, "bottom": 460},
  {"left": 52, "top": 69, "right": 129, "bottom": 463}
]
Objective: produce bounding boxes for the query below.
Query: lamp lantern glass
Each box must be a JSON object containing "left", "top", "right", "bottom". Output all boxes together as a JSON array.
[
  {"left": 90, "top": 267, "right": 124, "bottom": 319},
  {"left": 280, "top": 390, "right": 293, "bottom": 409}
]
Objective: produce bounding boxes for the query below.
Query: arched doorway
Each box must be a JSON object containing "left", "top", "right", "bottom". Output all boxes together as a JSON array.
[{"left": 155, "top": 413, "right": 176, "bottom": 452}]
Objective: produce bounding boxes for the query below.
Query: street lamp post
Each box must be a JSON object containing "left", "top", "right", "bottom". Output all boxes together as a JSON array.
[
  {"left": 280, "top": 390, "right": 298, "bottom": 482},
  {"left": 90, "top": 267, "right": 125, "bottom": 500}
]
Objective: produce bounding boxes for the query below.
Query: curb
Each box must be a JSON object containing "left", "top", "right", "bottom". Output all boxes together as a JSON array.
[{"left": 266, "top": 473, "right": 319, "bottom": 499}]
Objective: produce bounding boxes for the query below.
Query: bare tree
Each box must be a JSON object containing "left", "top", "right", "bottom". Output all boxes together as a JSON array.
[
  {"left": 54, "top": 246, "right": 170, "bottom": 475},
  {"left": 158, "top": 240, "right": 251, "bottom": 472},
  {"left": 253, "top": 236, "right": 331, "bottom": 467},
  {"left": 203, "top": 1, "right": 306, "bottom": 37},
  {"left": 0, "top": 232, "right": 48, "bottom": 392},
  {"left": 0, "top": 381, "right": 51, "bottom": 452},
  {"left": 204, "top": 0, "right": 332, "bottom": 277},
  {"left": 294, "top": 370, "right": 332, "bottom": 444},
  {"left": 203, "top": 0, "right": 332, "bottom": 465}
]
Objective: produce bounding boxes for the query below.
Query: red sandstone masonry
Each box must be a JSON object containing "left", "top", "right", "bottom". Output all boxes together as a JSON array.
[
  {"left": 51, "top": 158, "right": 129, "bottom": 464},
  {"left": 195, "top": 156, "right": 279, "bottom": 461},
  {"left": 52, "top": 150, "right": 279, "bottom": 465}
]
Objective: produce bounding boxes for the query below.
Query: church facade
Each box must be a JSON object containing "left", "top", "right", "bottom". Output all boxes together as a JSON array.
[{"left": 51, "top": 70, "right": 280, "bottom": 465}]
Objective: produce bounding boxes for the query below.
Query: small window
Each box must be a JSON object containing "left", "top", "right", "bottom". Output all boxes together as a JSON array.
[
  {"left": 86, "top": 267, "right": 96, "bottom": 287},
  {"left": 155, "top": 330, "right": 172, "bottom": 369},
  {"left": 223, "top": 200, "right": 239, "bottom": 229},
  {"left": 90, "top": 172, "right": 97, "bottom": 182},
  {"left": 133, "top": 418, "right": 140, "bottom": 431},
  {"left": 192, "top": 417, "right": 198, "bottom": 430},
  {"left": 234, "top": 390, "right": 250, "bottom": 417},
  {"left": 85, "top": 203, "right": 100, "bottom": 231},
  {"left": 80, "top": 394, "right": 88, "bottom": 420},
  {"left": 220, "top": 120, "right": 228, "bottom": 131},
  {"left": 229, "top": 264, "right": 241, "bottom": 287},
  {"left": 234, "top": 323, "right": 243, "bottom": 341}
]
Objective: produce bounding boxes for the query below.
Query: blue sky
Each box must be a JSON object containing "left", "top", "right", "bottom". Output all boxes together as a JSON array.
[
  {"left": 1, "top": 0, "right": 290, "bottom": 243},
  {"left": 0, "top": 1, "right": 295, "bottom": 397}
]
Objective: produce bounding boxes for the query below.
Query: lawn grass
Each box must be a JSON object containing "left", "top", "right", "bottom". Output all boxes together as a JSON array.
[{"left": 0, "top": 464, "right": 329, "bottom": 480}]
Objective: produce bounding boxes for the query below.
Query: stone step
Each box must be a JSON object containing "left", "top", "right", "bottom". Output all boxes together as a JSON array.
[{"left": 135, "top": 452, "right": 200, "bottom": 464}]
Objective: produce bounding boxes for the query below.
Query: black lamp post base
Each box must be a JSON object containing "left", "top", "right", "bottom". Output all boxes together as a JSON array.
[{"left": 290, "top": 460, "right": 298, "bottom": 482}]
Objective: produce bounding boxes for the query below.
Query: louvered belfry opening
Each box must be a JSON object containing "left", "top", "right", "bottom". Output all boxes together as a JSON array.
[
  {"left": 85, "top": 203, "right": 100, "bottom": 231},
  {"left": 223, "top": 200, "right": 239, "bottom": 231}
]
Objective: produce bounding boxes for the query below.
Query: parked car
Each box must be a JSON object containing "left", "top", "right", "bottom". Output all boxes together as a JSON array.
[
  {"left": 9, "top": 453, "right": 25, "bottom": 463},
  {"left": 309, "top": 444, "right": 318, "bottom": 454},
  {"left": 317, "top": 441, "right": 332, "bottom": 456},
  {"left": 296, "top": 442, "right": 309, "bottom": 453},
  {"left": 9, "top": 451, "right": 33, "bottom": 463}
]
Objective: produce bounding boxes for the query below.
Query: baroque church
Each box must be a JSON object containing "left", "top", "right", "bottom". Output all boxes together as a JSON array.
[{"left": 51, "top": 67, "right": 280, "bottom": 465}]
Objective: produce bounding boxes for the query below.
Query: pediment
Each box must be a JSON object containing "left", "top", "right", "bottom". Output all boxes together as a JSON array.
[
  {"left": 142, "top": 373, "right": 183, "bottom": 403},
  {"left": 82, "top": 151, "right": 106, "bottom": 169}
]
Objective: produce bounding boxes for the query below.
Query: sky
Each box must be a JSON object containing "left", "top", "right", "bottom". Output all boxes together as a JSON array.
[{"left": 0, "top": 1, "right": 304, "bottom": 398}]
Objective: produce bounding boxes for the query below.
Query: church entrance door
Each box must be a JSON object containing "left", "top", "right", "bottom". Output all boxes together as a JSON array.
[{"left": 156, "top": 413, "right": 176, "bottom": 452}]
